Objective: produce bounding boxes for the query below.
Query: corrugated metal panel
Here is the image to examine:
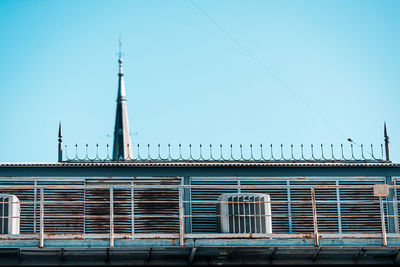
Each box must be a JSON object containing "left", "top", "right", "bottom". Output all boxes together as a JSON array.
[
  {"left": 339, "top": 179, "right": 385, "bottom": 232},
  {"left": 289, "top": 181, "right": 320, "bottom": 233},
  {"left": 191, "top": 177, "right": 386, "bottom": 234},
  {"left": 37, "top": 180, "right": 84, "bottom": 234},
  {"left": 393, "top": 177, "right": 400, "bottom": 231},
  {"left": 0, "top": 196, "right": 10, "bottom": 234},
  {"left": 288, "top": 181, "right": 339, "bottom": 233},
  {"left": 85, "top": 179, "right": 132, "bottom": 234},
  {"left": 133, "top": 177, "right": 180, "bottom": 233},
  {"left": 314, "top": 186, "right": 339, "bottom": 232},
  {"left": 241, "top": 180, "right": 289, "bottom": 233},
  {"left": 84, "top": 184, "right": 110, "bottom": 234},
  {"left": 192, "top": 178, "right": 337, "bottom": 233},
  {"left": 0, "top": 176, "right": 389, "bottom": 237},
  {"left": 85, "top": 177, "right": 180, "bottom": 234},
  {"left": 191, "top": 179, "right": 237, "bottom": 233}
]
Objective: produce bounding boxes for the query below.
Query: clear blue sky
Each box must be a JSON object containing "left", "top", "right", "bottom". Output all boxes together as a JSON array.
[{"left": 0, "top": 0, "right": 399, "bottom": 162}]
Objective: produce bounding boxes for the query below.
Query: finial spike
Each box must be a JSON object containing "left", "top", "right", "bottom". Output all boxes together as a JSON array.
[
  {"left": 384, "top": 122, "right": 390, "bottom": 161},
  {"left": 58, "top": 122, "right": 63, "bottom": 162},
  {"left": 58, "top": 122, "right": 62, "bottom": 139},
  {"left": 384, "top": 121, "right": 388, "bottom": 138}
]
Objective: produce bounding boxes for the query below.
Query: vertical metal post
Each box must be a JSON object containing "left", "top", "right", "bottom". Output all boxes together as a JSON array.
[
  {"left": 286, "top": 181, "right": 292, "bottom": 233},
  {"left": 335, "top": 181, "right": 342, "bottom": 236},
  {"left": 131, "top": 182, "right": 135, "bottom": 239},
  {"left": 386, "top": 176, "right": 396, "bottom": 233},
  {"left": 1, "top": 196, "right": 4, "bottom": 234},
  {"left": 379, "top": 196, "right": 388, "bottom": 246},
  {"left": 246, "top": 196, "right": 251, "bottom": 233},
  {"left": 39, "top": 188, "right": 44, "bottom": 248},
  {"left": 184, "top": 177, "right": 192, "bottom": 234},
  {"left": 33, "top": 180, "right": 37, "bottom": 234},
  {"left": 393, "top": 181, "right": 399, "bottom": 234},
  {"left": 110, "top": 187, "right": 114, "bottom": 248},
  {"left": 83, "top": 180, "right": 86, "bottom": 236},
  {"left": 311, "top": 188, "right": 319, "bottom": 247},
  {"left": 179, "top": 179, "right": 185, "bottom": 247}
]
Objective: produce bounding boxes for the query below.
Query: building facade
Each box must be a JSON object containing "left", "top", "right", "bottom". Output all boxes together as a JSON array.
[{"left": 0, "top": 52, "right": 399, "bottom": 266}]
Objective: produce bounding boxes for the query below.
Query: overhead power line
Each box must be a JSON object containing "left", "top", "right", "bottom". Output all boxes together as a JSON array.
[{"left": 188, "top": 0, "right": 352, "bottom": 142}]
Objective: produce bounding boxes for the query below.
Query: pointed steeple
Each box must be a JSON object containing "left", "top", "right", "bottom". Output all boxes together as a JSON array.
[
  {"left": 384, "top": 122, "right": 390, "bottom": 161},
  {"left": 112, "top": 39, "right": 133, "bottom": 160}
]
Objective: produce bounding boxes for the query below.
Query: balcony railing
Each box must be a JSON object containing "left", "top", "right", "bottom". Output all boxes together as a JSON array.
[{"left": 0, "top": 182, "right": 398, "bottom": 248}]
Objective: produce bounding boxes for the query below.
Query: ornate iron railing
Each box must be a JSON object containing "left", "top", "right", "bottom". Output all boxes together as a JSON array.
[{"left": 61, "top": 143, "right": 387, "bottom": 162}]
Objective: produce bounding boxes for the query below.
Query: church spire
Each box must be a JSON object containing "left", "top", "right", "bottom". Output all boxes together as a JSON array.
[{"left": 112, "top": 39, "right": 132, "bottom": 160}]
